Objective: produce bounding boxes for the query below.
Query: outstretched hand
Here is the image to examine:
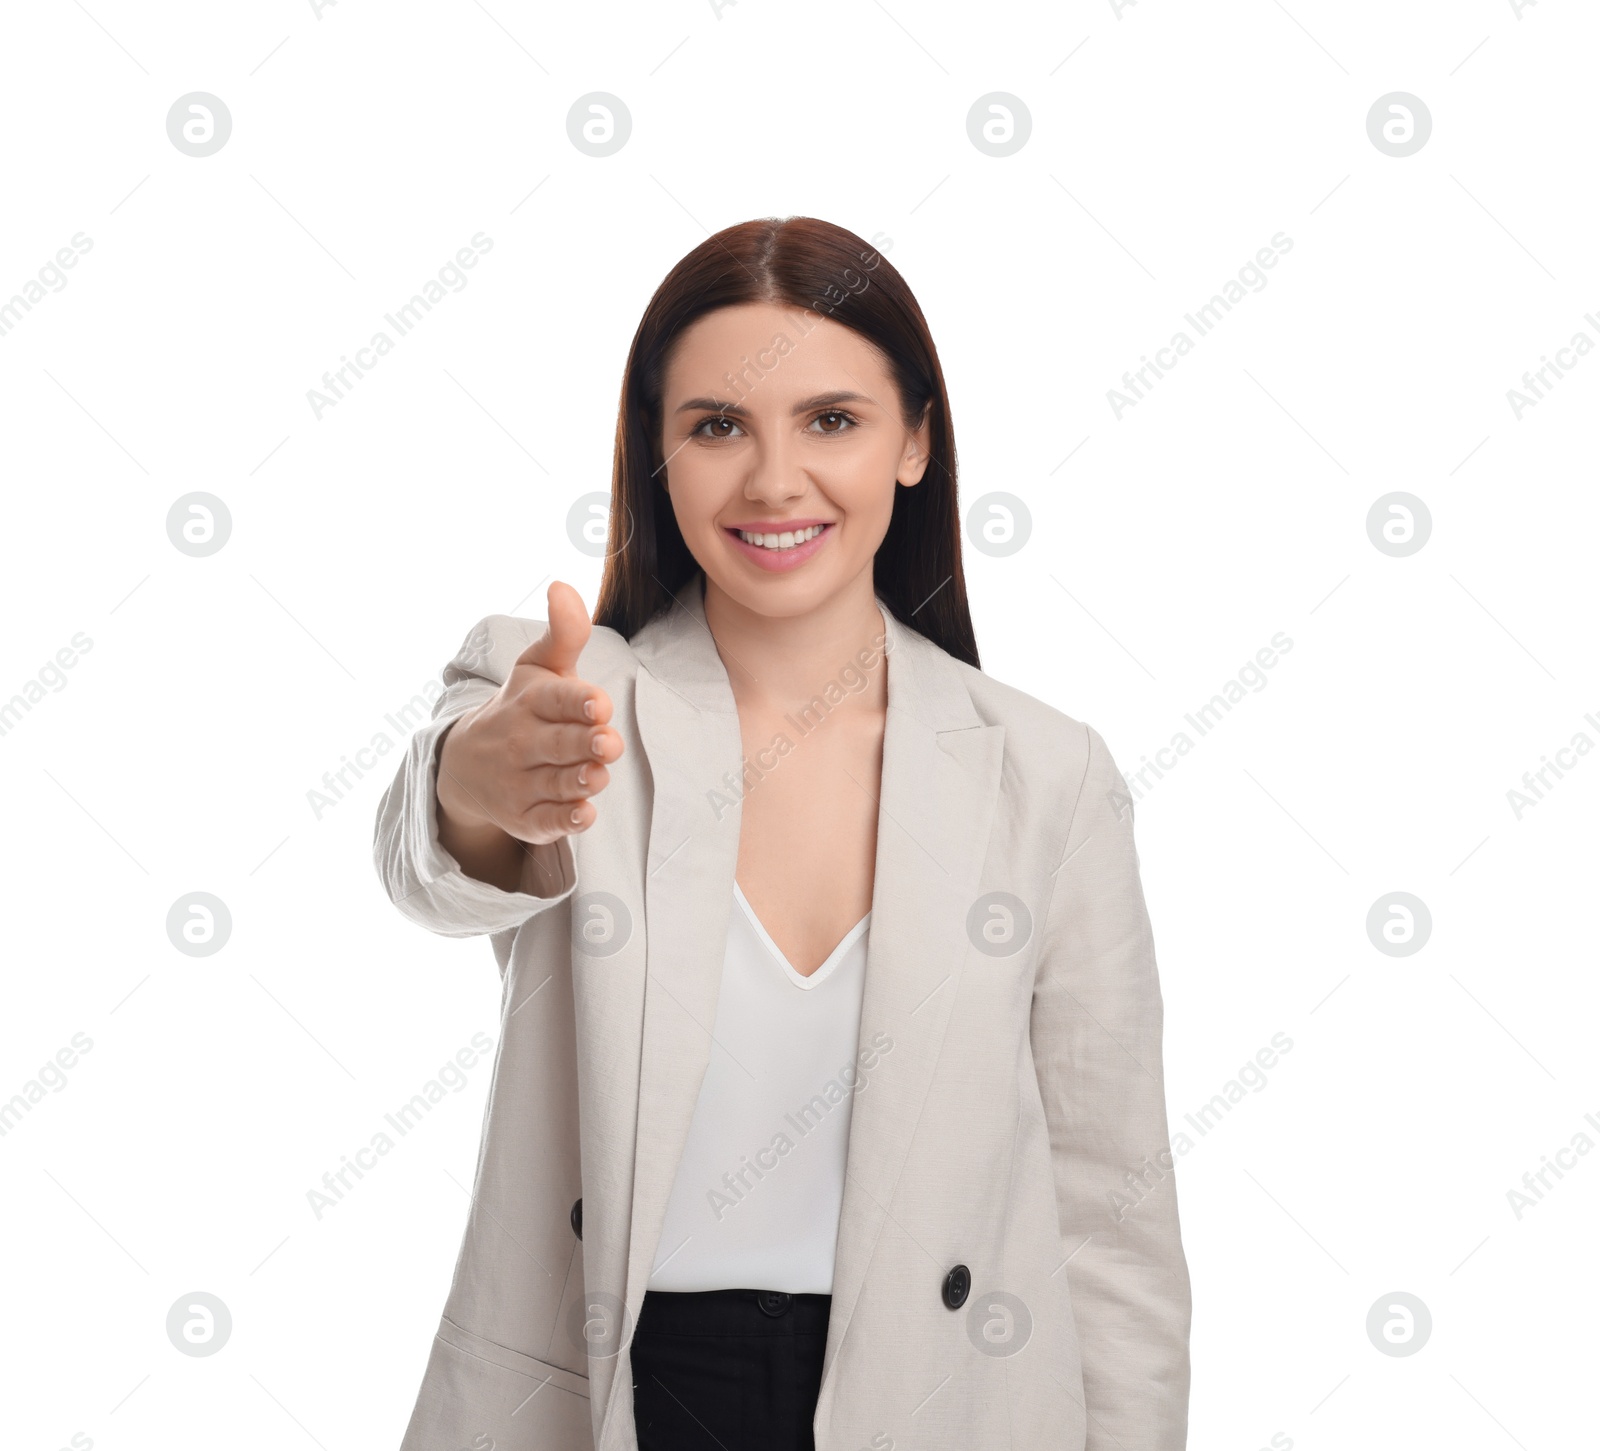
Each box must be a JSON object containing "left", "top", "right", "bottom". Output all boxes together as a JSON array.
[{"left": 437, "top": 581, "right": 624, "bottom": 847}]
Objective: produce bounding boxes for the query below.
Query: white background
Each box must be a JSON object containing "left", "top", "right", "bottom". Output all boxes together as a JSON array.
[{"left": 2, "top": 1, "right": 1596, "bottom": 1448}]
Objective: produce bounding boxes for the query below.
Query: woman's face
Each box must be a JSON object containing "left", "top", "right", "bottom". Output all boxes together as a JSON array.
[{"left": 655, "top": 301, "right": 931, "bottom": 620}]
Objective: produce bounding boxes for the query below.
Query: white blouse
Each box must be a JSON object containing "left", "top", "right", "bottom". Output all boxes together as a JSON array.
[{"left": 646, "top": 883, "right": 872, "bottom": 1294}]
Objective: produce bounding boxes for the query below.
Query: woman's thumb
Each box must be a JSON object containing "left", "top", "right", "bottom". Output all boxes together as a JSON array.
[{"left": 515, "top": 580, "right": 591, "bottom": 676}]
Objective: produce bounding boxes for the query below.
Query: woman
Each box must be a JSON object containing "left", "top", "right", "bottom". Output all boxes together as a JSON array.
[{"left": 373, "top": 216, "right": 1191, "bottom": 1451}]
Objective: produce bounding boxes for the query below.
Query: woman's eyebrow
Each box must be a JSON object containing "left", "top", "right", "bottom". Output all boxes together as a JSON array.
[{"left": 673, "top": 390, "right": 874, "bottom": 418}]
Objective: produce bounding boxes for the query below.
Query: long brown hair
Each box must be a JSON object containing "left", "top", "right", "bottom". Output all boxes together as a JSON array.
[{"left": 592, "top": 216, "right": 979, "bottom": 668}]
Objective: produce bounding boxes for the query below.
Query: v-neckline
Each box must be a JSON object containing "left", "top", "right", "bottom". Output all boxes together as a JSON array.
[{"left": 732, "top": 882, "right": 870, "bottom": 989}]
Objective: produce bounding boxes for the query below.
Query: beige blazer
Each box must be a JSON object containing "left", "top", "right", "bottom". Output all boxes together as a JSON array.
[{"left": 372, "top": 570, "right": 1191, "bottom": 1451}]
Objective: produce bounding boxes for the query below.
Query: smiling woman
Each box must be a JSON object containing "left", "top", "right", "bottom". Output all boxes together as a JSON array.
[
  {"left": 374, "top": 215, "right": 1191, "bottom": 1451},
  {"left": 595, "top": 216, "right": 973, "bottom": 670},
  {"left": 659, "top": 307, "right": 933, "bottom": 592}
]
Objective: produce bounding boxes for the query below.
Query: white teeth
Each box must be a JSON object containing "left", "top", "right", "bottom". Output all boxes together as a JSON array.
[{"left": 736, "top": 524, "right": 824, "bottom": 550}]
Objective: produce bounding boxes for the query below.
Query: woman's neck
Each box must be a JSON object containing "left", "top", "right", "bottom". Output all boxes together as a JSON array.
[{"left": 701, "top": 569, "right": 889, "bottom": 716}]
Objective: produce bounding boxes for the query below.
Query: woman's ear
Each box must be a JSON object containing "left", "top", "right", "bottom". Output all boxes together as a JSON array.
[{"left": 897, "top": 401, "right": 934, "bottom": 488}]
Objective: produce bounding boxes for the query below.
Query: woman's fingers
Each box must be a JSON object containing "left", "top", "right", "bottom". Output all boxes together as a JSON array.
[
  {"left": 527, "top": 760, "right": 609, "bottom": 804},
  {"left": 501, "top": 671, "right": 622, "bottom": 771},
  {"left": 513, "top": 796, "right": 600, "bottom": 844},
  {"left": 504, "top": 720, "right": 622, "bottom": 769},
  {"left": 490, "top": 761, "right": 611, "bottom": 845},
  {"left": 518, "top": 670, "right": 614, "bottom": 727}
]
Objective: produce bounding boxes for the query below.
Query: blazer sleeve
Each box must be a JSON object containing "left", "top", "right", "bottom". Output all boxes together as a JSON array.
[
  {"left": 1030, "top": 722, "right": 1192, "bottom": 1450},
  {"left": 371, "top": 614, "right": 578, "bottom": 939}
]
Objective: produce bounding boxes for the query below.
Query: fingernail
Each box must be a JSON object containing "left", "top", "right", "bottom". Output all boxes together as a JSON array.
[
  {"left": 577, "top": 764, "right": 589, "bottom": 787},
  {"left": 591, "top": 732, "right": 605, "bottom": 757},
  {"left": 582, "top": 698, "right": 595, "bottom": 721},
  {"left": 570, "top": 808, "right": 583, "bottom": 826}
]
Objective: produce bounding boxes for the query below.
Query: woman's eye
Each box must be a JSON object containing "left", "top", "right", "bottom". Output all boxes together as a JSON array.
[{"left": 693, "top": 411, "right": 857, "bottom": 440}]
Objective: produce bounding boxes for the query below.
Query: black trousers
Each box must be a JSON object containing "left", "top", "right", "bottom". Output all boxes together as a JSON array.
[{"left": 630, "top": 1287, "right": 831, "bottom": 1451}]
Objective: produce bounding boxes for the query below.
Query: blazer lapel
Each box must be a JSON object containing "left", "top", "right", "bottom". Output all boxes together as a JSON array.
[
  {"left": 617, "top": 579, "right": 745, "bottom": 1327},
  {"left": 593, "top": 572, "right": 1004, "bottom": 1444},
  {"left": 816, "top": 603, "right": 1005, "bottom": 1404}
]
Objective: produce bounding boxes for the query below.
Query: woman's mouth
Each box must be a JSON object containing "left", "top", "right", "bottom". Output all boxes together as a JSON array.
[{"left": 723, "top": 521, "right": 834, "bottom": 572}]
